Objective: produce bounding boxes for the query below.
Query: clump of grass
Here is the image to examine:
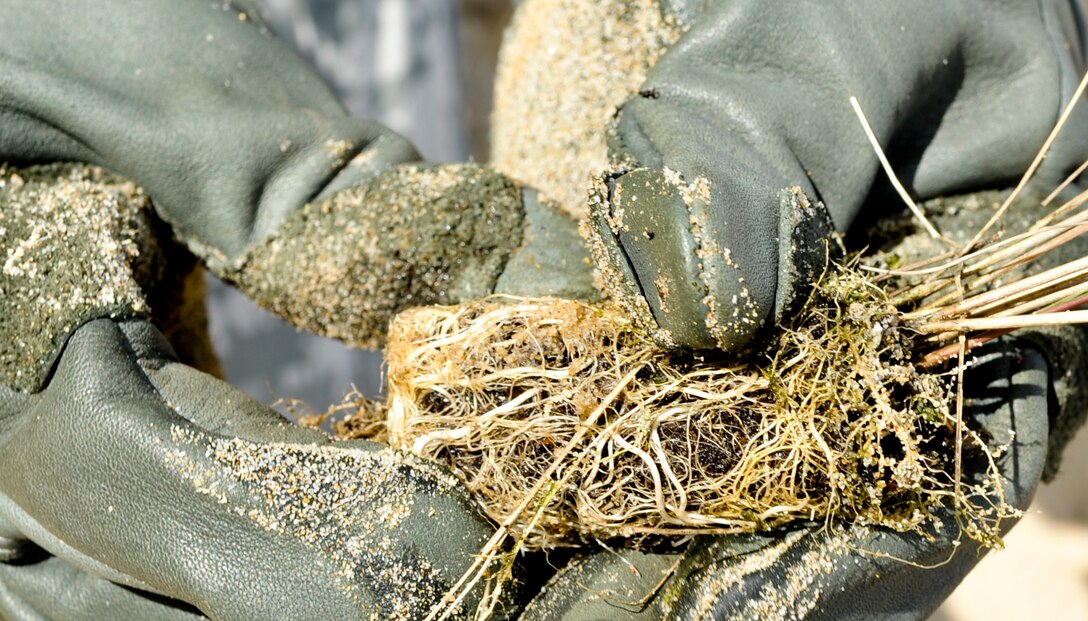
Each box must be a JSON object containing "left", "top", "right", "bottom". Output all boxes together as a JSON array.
[
  {"left": 380, "top": 268, "right": 983, "bottom": 549},
  {"left": 341, "top": 254, "right": 1031, "bottom": 621}
]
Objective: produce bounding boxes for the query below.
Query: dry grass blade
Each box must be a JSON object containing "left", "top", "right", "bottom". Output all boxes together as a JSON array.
[
  {"left": 1043, "top": 159, "right": 1088, "bottom": 206},
  {"left": 907, "top": 255, "right": 1088, "bottom": 323},
  {"left": 850, "top": 96, "right": 941, "bottom": 239},
  {"left": 964, "top": 69, "right": 1088, "bottom": 252},
  {"left": 886, "top": 195, "right": 1088, "bottom": 320},
  {"left": 915, "top": 309, "right": 1088, "bottom": 334}
]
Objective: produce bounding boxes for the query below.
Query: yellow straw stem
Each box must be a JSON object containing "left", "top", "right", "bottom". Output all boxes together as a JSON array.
[
  {"left": 915, "top": 309, "right": 1088, "bottom": 333},
  {"left": 850, "top": 96, "right": 941, "bottom": 239},
  {"left": 965, "top": 69, "right": 1088, "bottom": 252}
]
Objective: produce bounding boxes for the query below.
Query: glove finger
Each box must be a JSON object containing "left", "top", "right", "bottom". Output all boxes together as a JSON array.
[
  {"left": 222, "top": 163, "right": 597, "bottom": 351},
  {"left": 0, "top": 318, "right": 494, "bottom": 620},
  {"left": 523, "top": 338, "right": 1050, "bottom": 621},
  {"left": 0, "top": 553, "right": 205, "bottom": 621},
  {"left": 592, "top": 0, "right": 1088, "bottom": 352},
  {"left": 0, "top": 0, "right": 418, "bottom": 264}
]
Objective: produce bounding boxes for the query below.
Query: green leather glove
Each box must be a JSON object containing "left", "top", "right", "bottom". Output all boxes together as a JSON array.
[
  {"left": 516, "top": 184, "right": 1088, "bottom": 620},
  {"left": 0, "top": 1, "right": 596, "bottom": 618},
  {"left": 588, "top": 0, "right": 1088, "bottom": 352},
  {"left": 2, "top": 1, "right": 1083, "bottom": 620},
  {"left": 0, "top": 317, "right": 496, "bottom": 620}
]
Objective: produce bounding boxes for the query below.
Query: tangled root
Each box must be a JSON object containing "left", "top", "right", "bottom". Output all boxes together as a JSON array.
[{"left": 347, "top": 265, "right": 1000, "bottom": 550}]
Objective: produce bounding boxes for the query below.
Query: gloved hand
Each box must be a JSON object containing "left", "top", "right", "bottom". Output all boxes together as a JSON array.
[
  {"left": 496, "top": 0, "right": 1088, "bottom": 352},
  {"left": 0, "top": 317, "right": 498, "bottom": 620},
  {"left": 490, "top": 1, "right": 1088, "bottom": 618},
  {"left": 0, "top": 0, "right": 596, "bottom": 392},
  {"left": 0, "top": 1, "right": 598, "bottom": 618}
]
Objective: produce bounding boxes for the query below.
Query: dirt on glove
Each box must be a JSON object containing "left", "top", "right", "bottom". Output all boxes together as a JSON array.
[
  {"left": 491, "top": 0, "right": 683, "bottom": 219},
  {"left": 0, "top": 163, "right": 220, "bottom": 392},
  {"left": 225, "top": 163, "right": 524, "bottom": 351}
]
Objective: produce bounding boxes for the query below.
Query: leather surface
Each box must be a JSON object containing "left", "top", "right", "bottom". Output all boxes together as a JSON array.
[
  {"left": 0, "top": 319, "right": 495, "bottom": 620},
  {"left": 0, "top": 4, "right": 593, "bottom": 617},
  {"left": 0, "top": 0, "right": 418, "bottom": 266},
  {"left": 0, "top": 555, "right": 205, "bottom": 621},
  {"left": 595, "top": 0, "right": 1088, "bottom": 351}
]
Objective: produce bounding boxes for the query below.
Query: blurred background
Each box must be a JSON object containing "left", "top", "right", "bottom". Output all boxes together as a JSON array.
[{"left": 205, "top": 1, "right": 1088, "bottom": 618}]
